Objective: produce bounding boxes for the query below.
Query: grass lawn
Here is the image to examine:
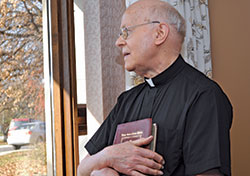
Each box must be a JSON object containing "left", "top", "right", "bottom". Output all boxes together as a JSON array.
[{"left": 0, "top": 143, "right": 47, "bottom": 176}]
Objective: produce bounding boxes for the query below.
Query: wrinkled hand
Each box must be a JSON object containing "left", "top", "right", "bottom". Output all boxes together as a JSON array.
[
  {"left": 90, "top": 168, "right": 119, "bottom": 176},
  {"left": 104, "top": 136, "right": 164, "bottom": 176}
]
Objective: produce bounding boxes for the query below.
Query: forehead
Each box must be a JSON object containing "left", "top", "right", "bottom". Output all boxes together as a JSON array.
[
  {"left": 120, "top": 7, "right": 149, "bottom": 27},
  {"left": 120, "top": 11, "right": 138, "bottom": 27}
]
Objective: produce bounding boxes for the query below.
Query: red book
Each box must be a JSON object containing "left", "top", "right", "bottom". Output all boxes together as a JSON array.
[{"left": 113, "top": 118, "right": 157, "bottom": 151}]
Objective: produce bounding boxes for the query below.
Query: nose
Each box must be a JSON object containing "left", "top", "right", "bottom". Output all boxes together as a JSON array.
[{"left": 115, "top": 36, "right": 126, "bottom": 48}]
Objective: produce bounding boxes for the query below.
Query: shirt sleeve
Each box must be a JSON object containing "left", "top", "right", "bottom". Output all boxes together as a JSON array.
[{"left": 183, "top": 86, "right": 233, "bottom": 176}]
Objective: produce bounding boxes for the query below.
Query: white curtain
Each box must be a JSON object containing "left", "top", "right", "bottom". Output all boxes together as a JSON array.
[{"left": 125, "top": 0, "right": 212, "bottom": 89}]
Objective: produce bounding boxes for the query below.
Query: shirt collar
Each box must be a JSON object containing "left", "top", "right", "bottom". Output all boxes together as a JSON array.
[
  {"left": 145, "top": 78, "right": 155, "bottom": 87},
  {"left": 145, "top": 55, "right": 186, "bottom": 87}
]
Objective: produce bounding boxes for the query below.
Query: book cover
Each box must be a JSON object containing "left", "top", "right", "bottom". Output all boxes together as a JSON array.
[{"left": 113, "top": 118, "right": 157, "bottom": 151}]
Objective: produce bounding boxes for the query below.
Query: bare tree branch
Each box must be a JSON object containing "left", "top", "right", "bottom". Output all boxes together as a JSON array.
[
  {"left": 0, "top": 30, "right": 35, "bottom": 38},
  {"left": 21, "top": 0, "right": 40, "bottom": 33},
  {"left": 0, "top": 0, "right": 44, "bottom": 126}
]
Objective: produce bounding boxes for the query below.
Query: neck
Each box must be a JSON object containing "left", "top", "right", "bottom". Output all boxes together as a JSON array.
[{"left": 140, "top": 52, "right": 179, "bottom": 78}]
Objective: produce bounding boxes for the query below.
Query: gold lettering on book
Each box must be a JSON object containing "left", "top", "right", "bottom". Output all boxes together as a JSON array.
[{"left": 120, "top": 131, "right": 143, "bottom": 143}]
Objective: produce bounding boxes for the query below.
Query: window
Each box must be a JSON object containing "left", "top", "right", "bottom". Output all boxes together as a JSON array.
[{"left": 0, "top": 0, "right": 52, "bottom": 175}]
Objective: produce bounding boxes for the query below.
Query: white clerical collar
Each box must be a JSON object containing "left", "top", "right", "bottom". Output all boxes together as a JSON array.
[{"left": 145, "top": 78, "right": 155, "bottom": 87}]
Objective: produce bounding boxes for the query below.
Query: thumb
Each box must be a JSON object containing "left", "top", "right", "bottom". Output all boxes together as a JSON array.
[{"left": 132, "top": 136, "right": 153, "bottom": 146}]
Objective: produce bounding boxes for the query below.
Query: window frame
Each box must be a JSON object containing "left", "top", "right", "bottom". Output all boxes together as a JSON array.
[{"left": 46, "top": 0, "right": 78, "bottom": 175}]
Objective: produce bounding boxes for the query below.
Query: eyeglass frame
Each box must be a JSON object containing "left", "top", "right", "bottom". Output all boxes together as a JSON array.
[{"left": 119, "top": 21, "right": 160, "bottom": 40}]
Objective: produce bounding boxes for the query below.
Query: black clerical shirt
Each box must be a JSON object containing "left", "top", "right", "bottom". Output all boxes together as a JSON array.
[{"left": 85, "top": 55, "right": 233, "bottom": 176}]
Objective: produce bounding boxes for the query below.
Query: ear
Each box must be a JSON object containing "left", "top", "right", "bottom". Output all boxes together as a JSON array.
[{"left": 154, "top": 23, "right": 169, "bottom": 45}]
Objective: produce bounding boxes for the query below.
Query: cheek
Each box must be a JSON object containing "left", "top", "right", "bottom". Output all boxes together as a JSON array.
[
  {"left": 128, "top": 32, "right": 154, "bottom": 58},
  {"left": 136, "top": 38, "right": 153, "bottom": 57}
]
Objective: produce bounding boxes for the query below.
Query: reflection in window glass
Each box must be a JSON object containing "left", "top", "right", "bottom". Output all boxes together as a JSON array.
[{"left": 0, "top": 0, "right": 47, "bottom": 175}]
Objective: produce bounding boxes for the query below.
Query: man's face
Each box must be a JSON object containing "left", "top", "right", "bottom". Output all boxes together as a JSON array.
[{"left": 115, "top": 10, "right": 157, "bottom": 76}]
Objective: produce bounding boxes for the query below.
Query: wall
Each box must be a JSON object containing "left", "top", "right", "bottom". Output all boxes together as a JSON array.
[
  {"left": 209, "top": 1, "right": 250, "bottom": 175},
  {"left": 76, "top": 0, "right": 126, "bottom": 161},
  {"left": 82, "top": 0, "right": 125, "bottom": 137}
]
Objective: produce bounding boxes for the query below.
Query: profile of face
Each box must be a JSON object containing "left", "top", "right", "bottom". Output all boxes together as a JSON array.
[
  {"left": 115, "top": 6, "right": 158, "bottom": 76},
  {"left": 115, "top": 0, "right": 184, "bottom": 78}
]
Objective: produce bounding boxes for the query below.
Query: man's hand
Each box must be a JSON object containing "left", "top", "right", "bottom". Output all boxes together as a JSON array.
[
  {"left": 90, "top": 168, "right": 119, "bottom": 176},
  {"left": 104, "top": 136, "right": 164, "bottom": 176}
]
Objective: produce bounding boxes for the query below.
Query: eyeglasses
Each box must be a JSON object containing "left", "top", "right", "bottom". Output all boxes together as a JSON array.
[{"left": 119, "top": 21, "right": 160, "bottom": 40}]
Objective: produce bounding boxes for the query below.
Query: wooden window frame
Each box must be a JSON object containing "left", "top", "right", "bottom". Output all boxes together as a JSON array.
[
  {"left": 48, "top": 0, "right": 126, "bottom": 175},
  {"left": 49, "top": 0, "right": 78, "bottom": 175}
]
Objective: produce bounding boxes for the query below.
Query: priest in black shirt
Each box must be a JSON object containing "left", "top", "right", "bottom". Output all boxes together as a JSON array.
[{"left": 77, "top": 0, "right": 232, "bottom": 176}]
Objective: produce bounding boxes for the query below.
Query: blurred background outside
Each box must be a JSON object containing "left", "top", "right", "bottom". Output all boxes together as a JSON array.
[{"left": 0, "top": 0, "right": 47, "bottom": 175}]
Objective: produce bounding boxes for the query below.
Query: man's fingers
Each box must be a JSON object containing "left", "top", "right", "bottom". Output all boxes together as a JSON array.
[
  {"left": 129, "top": 170, "right": 147, "bottom": 176},
  {"left": 129, "top": 136, "right": 165, "bottom": 165},
  {"left": 141, "top": 149, "right": 165, "bottom": 166},
  {"left": 134, "top": 165, "right": 164, "bottom": 176},
  {"left": 141, "top": 157, "right": 163, "bottom": 170},
  {"left": 108, "top": 139, "right": 165, "bottom": 175},
  {"left": 132, "top": 136, "right": 153, "bottom": 146}
]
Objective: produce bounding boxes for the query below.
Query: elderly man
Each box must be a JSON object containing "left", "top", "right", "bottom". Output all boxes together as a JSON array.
[{"left": 78, "top": 0, "right": 232, "bottom": 175}]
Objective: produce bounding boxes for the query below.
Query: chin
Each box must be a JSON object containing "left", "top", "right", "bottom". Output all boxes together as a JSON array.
[
  {"left": 124, "top": 63, "right": 135, "bottom": 72},
  {"left": 124, "top": 66, "right": 135, "bottom": 72},
  {"left": 125, "top": 67, "right": 133, "bottom": 72}
]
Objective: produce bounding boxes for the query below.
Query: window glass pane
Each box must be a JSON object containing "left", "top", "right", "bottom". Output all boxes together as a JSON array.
[
  {"left": 74, "top": 2, "right": 86, "bottom": 105},
  {"left": 74, "top": 0, "right": 88, "bottom": 163},
  {"left": 0, "top": 0, "right": 50, "bottom": 175}
]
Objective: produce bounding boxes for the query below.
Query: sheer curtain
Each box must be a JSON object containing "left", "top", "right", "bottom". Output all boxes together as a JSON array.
[{"left": 125, "top": 0, "right": 212, "bottom": 89}]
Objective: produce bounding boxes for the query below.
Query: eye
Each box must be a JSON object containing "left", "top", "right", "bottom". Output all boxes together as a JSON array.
[
  {"left": 121, "top": 28, "right": 128, "bottom": 40},
  {"left": 119, "top": 31, "right": 124, "bottom": 37}
]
